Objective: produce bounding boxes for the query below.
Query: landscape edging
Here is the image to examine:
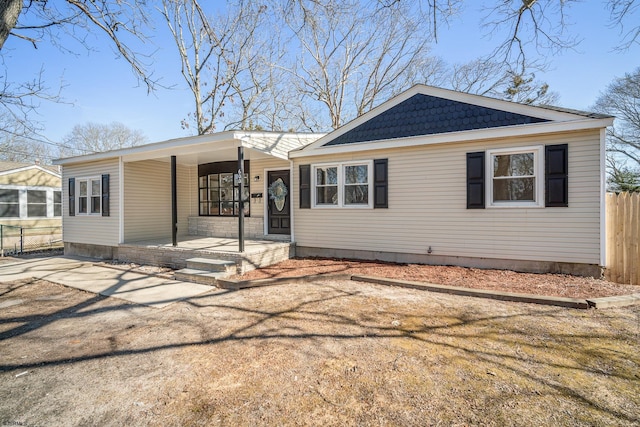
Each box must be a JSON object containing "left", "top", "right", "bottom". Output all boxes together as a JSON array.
[{"left": 351, "top": 275, "right": 591, "bottom": 309}]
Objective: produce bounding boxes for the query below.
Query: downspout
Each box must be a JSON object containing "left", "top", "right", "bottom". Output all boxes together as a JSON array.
[
  {"left": 599, "top": 127, "right": 607, "bottom": 269},
  {"left": 118, "top": 156, "right": 124, "bottom": 244}
]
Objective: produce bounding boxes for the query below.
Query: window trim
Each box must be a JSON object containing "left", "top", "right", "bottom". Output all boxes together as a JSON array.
[
  {"left": 26, "top": 189, "right": 48, "bottom": 218},
  {"left": 0, "top": 189, "right": 20, "bottom": 218},
  {"left": 312, "top": 160, "right": 374, "bottom": 209},
  {"left": 0, "top": 186, "right": 62, "bottom": 219},
  {"left": 76, "top": 176, "right": 102, "bottom": 216},
  {"left": 486, "top": 145, "right": 544, "bottom": 208}
]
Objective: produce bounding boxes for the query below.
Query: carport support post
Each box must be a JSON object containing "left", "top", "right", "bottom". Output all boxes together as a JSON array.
[
  {"left": 238, "top": 146, "right": 245, "bottom": 253},
  {"left": 171, "top": 155, "right": 177, "bottom": 247}
]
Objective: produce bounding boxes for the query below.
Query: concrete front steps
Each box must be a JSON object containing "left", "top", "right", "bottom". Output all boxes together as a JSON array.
[{"left": 174, "top": 258, "right": 237, "bottom": 286}]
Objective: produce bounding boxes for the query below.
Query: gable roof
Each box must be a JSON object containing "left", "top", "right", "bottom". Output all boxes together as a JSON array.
[
  {"left": 291, "top": 85, "right": 614, "bottom": 157},
  {"left": 0, "top": 161, "right": 61, "bottom": 177},
  {"left": 324, "top": 93, "right": 549, "bottom": 146}
]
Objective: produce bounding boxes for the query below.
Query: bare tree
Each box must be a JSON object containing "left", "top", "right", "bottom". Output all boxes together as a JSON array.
[
  {"left": 593, "top": 67, "right": 640, "bottom": 168},
  {"left": 60, "top": 122, "right": 148, "bottom": 157},
  {"left": 593, "top": 67, "right": 640, "bottom": 191},
  {"left": 449, "top": 59, "right": 558, "bottom": 105},
  {"left": 1, "top": 0, "right": 155, "bottom": 89},
  {"left": 480, "top": 0, "right": 638, "bottom": 74},
  {"left": 0, "top": 113, "right": 54, "bottom": 163},
  {"left": 161, "top": 0, "right": 272, "bottom": 135},
  {"left": 608, "top": 0, "right": 640, "bottom": 50},
  {"left": 280, "top": 0, "right": 444, "bottom": 130}
]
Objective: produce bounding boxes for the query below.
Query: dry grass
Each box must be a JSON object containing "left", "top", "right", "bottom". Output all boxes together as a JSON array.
[
  {"left": 1, "top": 277, "right": 638, "bottom": 426},
  {"left": 234, "top": 257, "right": 640, "bottom": 298}
]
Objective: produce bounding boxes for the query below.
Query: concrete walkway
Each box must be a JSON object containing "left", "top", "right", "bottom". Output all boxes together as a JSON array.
[{"left": 0, "top": 256, "right": 215, "bottom": 308}]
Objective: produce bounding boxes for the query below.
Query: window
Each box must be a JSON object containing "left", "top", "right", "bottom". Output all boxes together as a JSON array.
[
  {"left": 315, "top": 166, "right": 338, "bottom": 205},
  {"left": 487, "top": 146, "right": 543, "bottom": 207},
  {"left": 344, "top": 164, "right": 369, "bottom": 205},
  {"left": 27, "top": 190, "right": 47, "bottom": 217},
  {"left": 53, "top": 191, "right": 62, "bottom": 217},
  {"left": 77, "top": 178, "right": 102, "bottom": 215},
  {"left": 199, "top": 173, "right": 249, "bottom": 216},
  {"left": 0, "top": 189, "right": 19, "bottom": 218},
  {"left": 312, "top": 161, "right": 372, "bottom": 208}
]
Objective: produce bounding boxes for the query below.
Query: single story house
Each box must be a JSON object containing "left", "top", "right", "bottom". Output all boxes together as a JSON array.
[
  {"left": 0, "top": 161, "right": 63, "bottom": 253},
  {"left": 54, "top": 85, "right": 614, "bottom": 276}
]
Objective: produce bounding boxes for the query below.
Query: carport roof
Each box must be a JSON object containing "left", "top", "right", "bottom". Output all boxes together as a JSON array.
[{"left": 53, "top": 130, "right": 324, "bottom": 166}]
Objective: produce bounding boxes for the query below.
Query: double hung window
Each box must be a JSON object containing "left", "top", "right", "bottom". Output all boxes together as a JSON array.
[
  {"left": 313, "top": 161, "right": 372, "bottom": 208},
  {"left": 487, "top": 146, "right": 543, "bottom": 207},
  {"left": 0, "top": 190, "right": 19, "bottom": 218},
  {"left": 77, "top": 177, "right": 102, "bottom": 214},
  {"left": 53, "top": 191, "right": 62, "bottom": 217},
  {"left": 27, "top": 190, "right": 47, "bottom": 217}
]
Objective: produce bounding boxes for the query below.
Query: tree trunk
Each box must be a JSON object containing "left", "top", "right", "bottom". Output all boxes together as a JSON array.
[{"left": 0, "top": 0, "right": 22, "bottom": 50}]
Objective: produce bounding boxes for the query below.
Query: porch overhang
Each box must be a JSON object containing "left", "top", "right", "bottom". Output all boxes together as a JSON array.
[{"left": 53, "top": 131, "right": 324, "bottom": 166}]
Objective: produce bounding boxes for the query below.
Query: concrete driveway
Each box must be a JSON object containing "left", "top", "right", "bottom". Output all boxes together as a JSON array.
[{"left": 0, "top": 256, "right": 214, "bottom": 308}]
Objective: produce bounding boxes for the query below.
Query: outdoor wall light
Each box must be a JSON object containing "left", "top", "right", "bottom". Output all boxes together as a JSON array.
[{"left": 254, "top": 175, "right": 260, "bottom": 182}]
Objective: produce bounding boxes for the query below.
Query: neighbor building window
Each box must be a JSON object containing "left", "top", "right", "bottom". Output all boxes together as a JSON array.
[
  {"left": 27, "top": 190, "right": 47, "bottom": 217},
  {"left": 77, "top": 177, "right": 102, "bottom": 215},
  {"left": 0, "top": 189, "right": 19, "bottom": 218},
  {"left": 487, "top": 146, "right": 543, "bottom": 207},
  {"left": 53, "top": 191, "right": 62, "bottom": 217},
  {"left": 313, "top": 161, "right": 372, "bottom": 208}
]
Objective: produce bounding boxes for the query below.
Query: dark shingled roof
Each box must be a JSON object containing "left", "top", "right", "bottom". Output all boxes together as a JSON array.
[{"left": 323, "top": 93, "right": 550, "bottom": 146}]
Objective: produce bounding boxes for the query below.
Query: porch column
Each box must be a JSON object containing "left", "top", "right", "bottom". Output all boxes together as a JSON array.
[
  {"left": 171, "top": 155, "right": 177, "bottom": 247},
  {"left": 238, "top": 146, "right": 245, "bottom": 252}
]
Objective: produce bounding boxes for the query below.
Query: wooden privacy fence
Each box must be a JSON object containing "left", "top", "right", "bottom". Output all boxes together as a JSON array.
[{"left": 606, "top": 192, "right": 640, "bottom": 285}]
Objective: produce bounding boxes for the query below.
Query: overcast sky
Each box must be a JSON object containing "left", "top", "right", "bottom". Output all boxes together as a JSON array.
[{"left": 6, "top": 1, "right": 639, "bottom": 146}]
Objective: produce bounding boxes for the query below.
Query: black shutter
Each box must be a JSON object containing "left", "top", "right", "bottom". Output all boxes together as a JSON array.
[
  {"left": 545, "top": 144, "right": 568, "bottom": 207},
  {"left": 467, "top": 152, "right": 485, "bottom": 209},
  {"left": 68, "top": 177, "right": 75, "bottom": 216},
  {"left": 299, "top": 164, "right": 311, "bottom": 209},
  {"left": 101, "top": 174, "right": 110, "bottom": 216},
  {"left": 373, "top": 159, "right": 388, "bottom": 208}
]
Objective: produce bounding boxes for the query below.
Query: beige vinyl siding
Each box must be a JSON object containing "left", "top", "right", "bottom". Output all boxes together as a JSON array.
[
  {"left": 124, "top": 160, "right": 195, "bottom": 242},
  {"left": 62, "top": 159, "right": 119, "bottom": 246},
  {"left": 293, "top": 129, "right": 602, "bottom": 265},
  {"left": 0, "top": 168, "right": 60, "bottom": 187},
  {"left": 249, "top": 158, "right": 290, "bottom": 218}
]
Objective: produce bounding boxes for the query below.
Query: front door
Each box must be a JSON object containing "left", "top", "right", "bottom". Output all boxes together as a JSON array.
[{"left": 267, "top": 170, "right": 291, "bottom": 235}]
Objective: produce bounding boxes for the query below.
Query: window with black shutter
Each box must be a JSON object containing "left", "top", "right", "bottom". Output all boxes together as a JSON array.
[
  {"left": 373, "top": 159, "right": 388, "bottom": 208},
  {"left": 299, "top": 164, "right": 311, "bottom": 209},
  {"left": 467, "top": 152, "right": 485, "bottom": 209},
  {"left": 545, "top": 144, "right": 568, "bottom": 207}
]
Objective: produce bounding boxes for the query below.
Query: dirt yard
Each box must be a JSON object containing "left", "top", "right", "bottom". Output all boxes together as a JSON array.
[
  {"left": 233, "top": 257, "right": 640, "bottom": 299},
  {"left": 1, "top": 275, "right": 638, "bottom": 426}
]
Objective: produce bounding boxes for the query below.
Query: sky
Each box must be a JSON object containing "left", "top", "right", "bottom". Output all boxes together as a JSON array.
[{"left": 5, "top": 1, "right": 640, "bottom": 152}]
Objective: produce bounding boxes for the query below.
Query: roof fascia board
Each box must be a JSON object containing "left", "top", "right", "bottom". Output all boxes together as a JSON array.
[
  {"left": 289, "top": 117, "right": 614, "bottom": 158},
  {"left": 0, "top": 164, "right": 61, "bottom": 178},
  {"left": 53, "top": 131, "right": 324, "bottom": 165},
  {"left": 53, "top": 132, "right": 239, "bottom": 165},
  {"left": 297, "top": 84, "right": 594, "bottom": 152}
]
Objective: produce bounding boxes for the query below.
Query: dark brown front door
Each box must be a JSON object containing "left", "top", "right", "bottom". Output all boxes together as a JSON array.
[{"left": 267, "top": 170, "right": 291, "bottom": 235}]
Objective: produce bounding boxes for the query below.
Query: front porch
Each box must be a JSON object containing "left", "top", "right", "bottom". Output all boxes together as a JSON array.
[{"left": 115, "top": 236, "right": 294, "bottom": 275}]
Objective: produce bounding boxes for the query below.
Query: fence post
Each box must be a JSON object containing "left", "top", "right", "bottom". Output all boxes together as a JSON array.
[{"left": 20, "top": 226, "right": 23, "bottom": 254}]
